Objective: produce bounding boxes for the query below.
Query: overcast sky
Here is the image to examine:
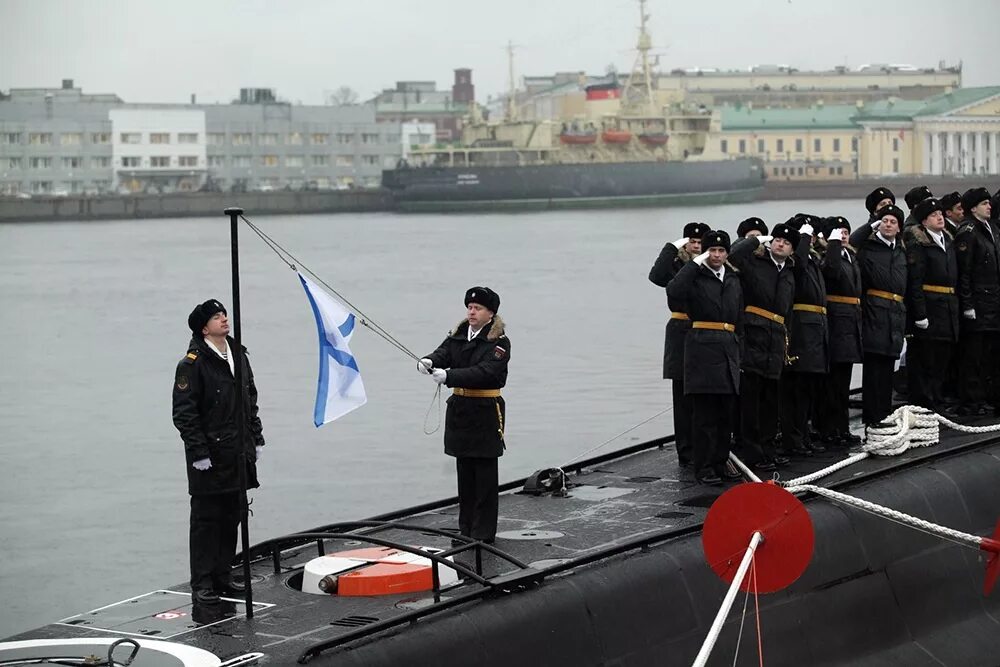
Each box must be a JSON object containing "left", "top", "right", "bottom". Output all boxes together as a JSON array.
[{"left": 2, "top": 0, "right": 998, "bottom": 105}]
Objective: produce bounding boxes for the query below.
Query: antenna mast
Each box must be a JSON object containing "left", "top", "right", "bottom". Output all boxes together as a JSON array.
[
  {"left": 622, "top": 0, "right": 656, "bottom": 115},
  {"left": 505, "top": 40, "right": 518, "bottom": 122}
]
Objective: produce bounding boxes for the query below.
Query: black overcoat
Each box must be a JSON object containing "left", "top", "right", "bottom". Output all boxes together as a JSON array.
[
  {"left": 729, "top": 238, "right": 795, "bottom": 379},
  {"left": 172, "top": 336, "right": 264, "bottom": 496},
  {"left": 849, "top": 225, "right": 907, "bottom": 358},
  {"left": 821, "top": 238, "right": 864, "bottom": 364},
  {"left": 787, "top": 236, "right": 829, "bottom": 373},
  {"left": 955, "top": 218, "right": 1000, "bottom": 333},
  {"left": 649, "top": 242, "right": 693, "bottom": 379},
  {"left": 904, "top": 225, "right": 959, "bottom": 342},
  {"left": 424, "top": 317, "right": 511, "bottom": 458},
  {"left": 667, "top": 260, "right": 743, "bottom": 395}
]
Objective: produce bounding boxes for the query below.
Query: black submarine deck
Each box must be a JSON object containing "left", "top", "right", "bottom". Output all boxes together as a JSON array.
[{"left": 7, "top": 412, "right": 1000, "bottom": 666}]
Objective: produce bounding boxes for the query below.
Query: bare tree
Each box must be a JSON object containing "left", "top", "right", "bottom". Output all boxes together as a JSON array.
[{"left": 327, "top": 86, "right": 359, "bottom": 106}]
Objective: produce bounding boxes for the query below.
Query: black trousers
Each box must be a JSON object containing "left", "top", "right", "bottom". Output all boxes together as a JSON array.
[
  {"left": 780, "top": 371, "right": 821, "bottom": 449},
  {"left": 690, "top": 393, "right": 735, "bottom": 473},
  {"left": 907, "top": 338, "right": 953, "bottom": 408},
  {"left": 671, "top": 378, "right": 692, "bottom": 465},
  {"left": 456, "top": 457, "right": 499, "bottom": 541},
  {"left": 959, "top": 331, "right": 1000, "bottom": 407},
  {"left": 862, "top": 353, "right": 896, "bottom": 424},
  {"left": 739, "top": 371, "right": 780, "bottom": 464},
  {"left": 190, "top": 492, "right": 241, "bottom": 592},
  {"left": 816, "top": 362, "right": 853, "bottom": 437}
]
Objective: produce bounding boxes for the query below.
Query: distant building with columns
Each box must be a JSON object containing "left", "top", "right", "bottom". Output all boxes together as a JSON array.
[{"left": 713, "top": 86, "right": 1000, "bottom": 180}]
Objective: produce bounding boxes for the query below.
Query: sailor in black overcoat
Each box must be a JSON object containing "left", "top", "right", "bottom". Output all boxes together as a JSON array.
[
  {"left": 848, "top": 204, "right": 908, "bottom": 425},
  {"left": 648, "top": 222, "right": 710, "bottom": 467},
  {"left": 419, "top": 286, "right": 510, "bottom": 543},
  {"left": 667, "top": 230, "right": 743, "bottom": 485}
]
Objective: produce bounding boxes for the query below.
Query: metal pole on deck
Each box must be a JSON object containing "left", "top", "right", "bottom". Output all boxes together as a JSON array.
[{"left": 225, "top": 206, "right": 254, "bottom": 618}]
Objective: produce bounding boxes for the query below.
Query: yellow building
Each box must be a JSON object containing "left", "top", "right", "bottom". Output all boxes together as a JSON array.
[{"left": 715, "top": 87, "right": 1000, "bottom": 180}]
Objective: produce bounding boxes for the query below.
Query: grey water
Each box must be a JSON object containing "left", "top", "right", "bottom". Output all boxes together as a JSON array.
[{"left": 0, "top": 199, "right": 859, "bottom": 637}]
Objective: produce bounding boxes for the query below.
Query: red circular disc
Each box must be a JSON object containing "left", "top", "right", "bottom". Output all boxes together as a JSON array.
[{"left": 702, "top": 482, "right": 814, "bottom": 593}]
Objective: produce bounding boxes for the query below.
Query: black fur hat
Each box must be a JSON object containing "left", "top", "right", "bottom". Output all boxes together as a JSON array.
[
  {"left": 939, "top": 191, "right": 962, "bottom": 212},
  {"left": 464, "top": 286, "right": 500, "bottom": 313},
  {"left": 962, "top": 187, "right": 991, "bottom": 213},
  {"left": 904, "top": 185, "right": 933, "bottom": 211},
  {"left": 702, "top": 229, "right": 731, "bottom": 252},
  {"left": 873, "top": 204, "right": 906, "bottom": 226},
  {"left": 771, "top": 223, "right": 801, "bottom": 247},
  {"left": 736, "top": 217, "right": 768, "bottom": 238},
  {"left": 682, "top": 222, "right": 711, "bottom": 239},
  {"left": 865, "top": 187, "right": 896, "bottom": 214},
  {"left": 913, "top": 197, "right": 944, "bottom": 224},
  {"left": 822, "top": 216, "right": 851, "bottom": 238},
  {"left": 188, "top": 299, "right": 227, "bottom": 334}
]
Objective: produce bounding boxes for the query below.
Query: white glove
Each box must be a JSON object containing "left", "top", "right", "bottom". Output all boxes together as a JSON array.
[
  {"left": 799, "top": 223, "right": 814, "bottom": 237},
  {"left": 671, "top": 237, "right": 688, "bottom": 249},
  {"left": 756, "top": 235, "right": 773, "bottom": 244},
  {"left": 914, "top": 318, "right": 929, "bottom": 330},
  {"left": 255, "top": 445, "right": 263, "bottom": 460},
  {"left": 417, "top": 358, "right": 432, "bottom": 375},
  {"left": 692, "top": 251, "right": 709, "bottom": 266},
  {"left": 832, "top": 228, "right": 848, "bottom": 243},
  {"left": 963, "top": 309, "right": 976, "bottom": 320},
  {"left": 192, "top": 458, "right": 212, "bottom": 471},
  {"left": 870, "top": 220, "right": 881, "bottom": 231},
  {"left": 431, "top": 368, "right": 447, "bottom": 385}
]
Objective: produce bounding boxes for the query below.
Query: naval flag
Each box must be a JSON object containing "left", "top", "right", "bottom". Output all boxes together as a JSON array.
[{"left": 298, "top": 272, "right": 367, "bottom": 425}]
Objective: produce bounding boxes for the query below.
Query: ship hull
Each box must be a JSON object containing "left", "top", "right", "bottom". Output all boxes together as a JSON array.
[{"left": 383, "top": 158, "right": 765, "bottom": 212}]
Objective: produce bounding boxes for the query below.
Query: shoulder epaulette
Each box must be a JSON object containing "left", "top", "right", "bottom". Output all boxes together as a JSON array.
[{"left": 183, "top": 352, "right": 198, "bottom": 364}]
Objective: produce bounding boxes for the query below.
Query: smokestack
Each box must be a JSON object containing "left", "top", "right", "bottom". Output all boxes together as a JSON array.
[
  {"left": 61, "top": 79, "right": 73, "bottom": 90},
  {"left": 191, "top": 93, "right": 196, "bottom": 104}
]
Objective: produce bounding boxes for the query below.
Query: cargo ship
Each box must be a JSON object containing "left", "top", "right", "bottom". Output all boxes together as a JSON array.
[{"left": 382, "top": 1, "right": 765, "bottom": 213}]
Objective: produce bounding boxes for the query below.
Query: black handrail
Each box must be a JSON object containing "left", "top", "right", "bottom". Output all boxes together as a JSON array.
[
  {"left": 238, "top": 520, "right": 531, "bottom": 571},
  {"left": 296, "top": 431, "right": 1000, "bottom": 663}
]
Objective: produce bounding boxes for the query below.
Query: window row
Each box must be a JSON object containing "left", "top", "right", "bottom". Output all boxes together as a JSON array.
[
  {"left": 720, "top": 137, "right": 860, "bottom": 155},
  {"left": 206, "top": 132, "right": 384, "bottom": 146},
  {"left": 216, "top": 154, "right": 385, "bottom": 168},
  {"left": 3, "top": 156, "right": 113, "bottom": 169},
  {"left": 1, "top": 132, "right": 113, "bottom": 146},
  {"left": 119, "top": 132, "right": 199, "bottom": 144},
  {"left": 772, "top": 166, "right": 846, "bottom": 177}
]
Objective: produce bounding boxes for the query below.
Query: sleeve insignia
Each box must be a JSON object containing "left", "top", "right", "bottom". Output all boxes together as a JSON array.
[
  {"left": 957, "top": 241, "right": 968, "bottom": 251},
  {"left": 176, "top": 375, "right": 189, "bottom": 391},
  {"left": 494, "top": 346, "right": 507, "bottom": 359}
]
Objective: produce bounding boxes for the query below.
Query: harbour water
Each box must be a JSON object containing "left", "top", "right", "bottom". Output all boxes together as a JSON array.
[{"left": 0, "top": 199, "right": 859, "bottom": 636}]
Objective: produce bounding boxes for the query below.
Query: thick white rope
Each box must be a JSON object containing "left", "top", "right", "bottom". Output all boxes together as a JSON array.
[
  {"left": 692, "top": 532, "right": 764, "bottom": 667},
  {"left": 779, "top": 404, "right": 1000, "bottom": 487},
  {"left": 784, "top": 483, "right": 984, "bottom": 549}
]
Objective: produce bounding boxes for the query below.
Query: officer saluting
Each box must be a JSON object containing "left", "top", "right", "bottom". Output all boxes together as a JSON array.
[
  {"left": 172, "top": 299, "right": 265, "bottom": 606},
  {"left": 419, "top": 287, "right": 510, "bottom": 544},
  {"left": 815, "top": 216, "right": 863, "bottom": 448},
  {"left": 667, "top": 230, "right": 743, "bottom": 485},
  {"left": 648, "top": 222, "right": 711, "bottom": 468}
]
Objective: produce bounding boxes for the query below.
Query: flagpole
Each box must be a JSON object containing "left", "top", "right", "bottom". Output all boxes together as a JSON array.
[{"left": 224, "top": 206, "right": 254, "bottom": 618}]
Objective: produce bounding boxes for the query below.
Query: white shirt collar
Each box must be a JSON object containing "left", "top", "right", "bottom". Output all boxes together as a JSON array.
[
  {"left": 926, "top": 227, "right": 945, "bottom": 247},
  {"left": 468, "top": 320, "right": 491, "bottom": 341},
  {"left": 876, "top": 231, "right": 896, "bottom": 248},
  {"left": 204, "top": 337, "right": 234, "bottom": 376},
  {"left": 712, "top": 264, "right": 726, "bottom": 280},
  {"left": 768, "top": 251, "right": 785, "bottom": 271}
]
